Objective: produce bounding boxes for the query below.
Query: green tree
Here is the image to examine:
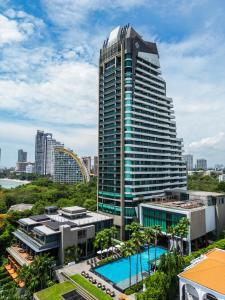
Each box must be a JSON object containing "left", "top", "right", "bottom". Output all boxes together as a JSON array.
[
  {"left": 152, "top": 225, "right": 162, "bottom": 270},
  {"left": 143, "top": 227, "right": 154, "bottom": 274},
  {"left": 120, "top": 240, "right": 135, "bottom": 287},
  {"left": 94, "top": 230, "right": 108, "bottom": 259},
  {"left": 18, "top": 254, "right": 55, "bottom": 299}
]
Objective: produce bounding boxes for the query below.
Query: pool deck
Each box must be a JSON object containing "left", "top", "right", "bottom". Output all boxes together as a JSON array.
[{"left": 57, "top": 259, "right": 136, "bottom": 300}]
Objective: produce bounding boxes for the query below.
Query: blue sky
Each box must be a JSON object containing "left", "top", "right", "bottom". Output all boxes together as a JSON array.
[{"left": 0, "top": 0, "right": 225, "bottom": 168}]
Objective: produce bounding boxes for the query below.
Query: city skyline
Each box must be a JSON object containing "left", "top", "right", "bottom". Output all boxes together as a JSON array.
[{"left": 0, "top": 1, "right": 225, "bottom": 167}]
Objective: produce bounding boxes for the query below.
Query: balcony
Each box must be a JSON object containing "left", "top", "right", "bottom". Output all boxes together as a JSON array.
[
  {"left": 14, "top": 229, "right": 60, "bottom": 252},
  {"left": 7, "top": 244, "right": 34, "bottom": 266}
]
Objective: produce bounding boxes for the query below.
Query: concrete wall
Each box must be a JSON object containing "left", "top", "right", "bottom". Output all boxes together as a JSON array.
[{"left": 190, "top": 210, "right": 206, "bottom": 240}]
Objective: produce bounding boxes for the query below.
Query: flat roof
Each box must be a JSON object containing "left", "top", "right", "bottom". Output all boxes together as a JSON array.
[
  {"left": 47, "top": 211, "right": 112, "bottom": 226},
  {"left": 141, "top": 201, "right": 205, "bottom": 212},
  {"left": 173, "top": 189, "right": 225, "bottom": 197},
  {"left": 179, "top": 248, "right": 225, "bottom": 295},
  {"left": 9, "top": 204, "right": 33, "bottom": 211},
  {"left": 34, "top": 225, "right": 57, "bottom": 236},
  {"left": 62, "top": 206, "right": 86, "bottom": 214},
  {"left": 19, "top": 218, "right": 38, "bottom": 226}
]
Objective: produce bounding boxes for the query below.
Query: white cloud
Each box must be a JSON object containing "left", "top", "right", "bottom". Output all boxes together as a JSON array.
[
  {"left": 0, "top": 120, "right": 97, "bottom": 166},
  {"left": 0, "top": 14, "right": 24, "bottom": 45},
  {"left": 0, "top": 60, "right": 98, "bottom": 126},
  {"left": 189, "top": 132, "right": 225, "bottom": 149}
]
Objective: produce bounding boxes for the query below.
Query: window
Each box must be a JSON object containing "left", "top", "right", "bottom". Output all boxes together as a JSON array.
[{"left": 78, "top": 230, "right": 86, "bottom": 239}]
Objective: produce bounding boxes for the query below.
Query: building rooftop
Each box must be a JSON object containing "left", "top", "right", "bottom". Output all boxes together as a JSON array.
[
  {"left": 34, "top": 225, "right": 57, "bottom": 236},
  {"left": 61, "top": 206, "right": 86, "bottom": 214},
  {"left": 179, "top": 248, "right": 225, "bottom": 295},
  {"left": 19, "top": 218, "right": 38, "bottom": 226},
  {"left": 141, "top": 200, "right": 205, "bottom": 211},
  {"left": 9, "top": 203, "right": 33, "bottom": 212}
]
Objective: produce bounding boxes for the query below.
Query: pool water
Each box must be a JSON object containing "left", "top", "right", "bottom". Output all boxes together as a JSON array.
[{"left": 94, "top": 246, "right": 167, "bottom": 285}]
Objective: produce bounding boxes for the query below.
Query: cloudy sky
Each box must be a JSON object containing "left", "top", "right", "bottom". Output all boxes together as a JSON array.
[{"left": 0, "top": 0, "right": 225, "bottom": 168}]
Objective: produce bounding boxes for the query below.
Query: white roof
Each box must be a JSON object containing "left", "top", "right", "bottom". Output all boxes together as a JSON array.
[
  {"left": 34, "top": 225, "right": 56, "bottom": 235},
  {"left": 20, "top": 218, "right": 37, "bottom": 225},
  {"left": 108, "top": 26, "right": 121, "bottom": 46},
  {"left": 9, "top": 203, "right": 33, "bottom": 212},
  {"left": 47, "top": 211, "right": 112, "bottom": 226}
]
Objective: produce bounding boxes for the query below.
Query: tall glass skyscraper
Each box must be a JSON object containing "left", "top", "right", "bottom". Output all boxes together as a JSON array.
[{"left": 98, "top": 25, "right": 187, "bottom": 239}]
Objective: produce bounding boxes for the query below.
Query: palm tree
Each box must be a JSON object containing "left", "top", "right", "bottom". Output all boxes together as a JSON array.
[
  {"left": 167, "top": 226, "right": 176, "bottom": 252},
  {"left": 131, "top": 231, "right": 140, "bottom": 285},
  {"left": 143, "top": 227, "right": 154, "bottom": 274},
  {"left": 120, "top": 240, "right": 135, "bottom": 287},
  {"left": 176, "top": 217, "right": 189, "bottom": 256},
  {"left": 94, "top": 230, "right": 107, "bottom": 260},
  {"left": 138, "top": 231, "right": 145, "bottom": 282},
  {"left": 152, "top": 225, "right": 162, "bottom": 271},
  {"left": 110, "top": 226, "right": 117, "bottom": 253},
  {"left": 125, "top": 222, "right": 140, "bottom": 239}
]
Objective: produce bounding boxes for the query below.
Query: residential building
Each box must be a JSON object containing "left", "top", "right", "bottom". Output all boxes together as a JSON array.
[
  {"left": 8, "top": 203, "right": 33, "bottom": 212},
  {"left": 5, "top": 206, "right": 113, "bottom": 269},
  {"left": 53, "top": 147, "right": 90, "bottom": 184},
  {"left": 179, "top": 248, "right": 225, "bottom": 300},
  {"left": 140, "top": 190, "right": 225, "bottom": 254},
  {"left": 16, "top": 162, "right": 28, "bottom": 172},
  {"left": 82, "top": 156, "right": 92, "bottom": 174},
  {"left": 196, "top": 159, "right": 207, "bottom": 171},
  {"left": 34, "top": 130, "right": 63, "bottom": 175},
  {"left": 219, "top": 174, "right": 225, "bottom": 182},
  {"left": 98, "top": 25, "right": 187, "bottom": 239},
  {"left": 18, "top": 149, "right": 27, "bottom": 163},
  {"left": 93, "top": 156, "right": 98, "bottom": 176},
  {"left": 35, "top": 130, "right": 52, "bottom": 175},
  {"left": 25, "top": 163, "right": 35, "bottom": 174},
  {"left": 183, "top": 154, "right": 193, "bottom": 171}
]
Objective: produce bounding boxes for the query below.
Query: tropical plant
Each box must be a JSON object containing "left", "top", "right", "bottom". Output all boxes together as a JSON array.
[
  {"left": 18, "top": 254, "right": 55, "bottom": 298},
  {"left": 65, "top": 245, "right": 81, "bottom": 264},
  {"left": 152, "top": 225, "right": 162, "bottom": 270},
  {"left": 94, "top": 230, "right": 108, "bottom": 259},
  {"left": 143, "top": 227, "right": 154, "bottom": 274},
  {"left": 175, "top": 217, "right": 189, "bottom": 256},
  {"left": 121, "top": 240, "right": 135, "bottom": 287}
]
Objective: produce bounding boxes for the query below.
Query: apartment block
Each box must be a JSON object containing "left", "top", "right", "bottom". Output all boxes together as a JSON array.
[{"left": 98, "top": 25, "right": 186, "bottom": 239}]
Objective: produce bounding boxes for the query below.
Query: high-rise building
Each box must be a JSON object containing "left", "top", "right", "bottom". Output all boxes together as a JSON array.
[
  {"left": 18, "top": 149, "right": 27, "bottom": 163},
  {"left": 35, "top": 130, "right": 62, "bottom": 175},
  {"left": 98, "top": 25, "right": 187, "bottom": 239},
  {"left": 94, "top": 156, "right": 98, "bottom": 176},
  {"left": 82, "top": 156, "right": 92, "bottom": 174},
  {"left": 53, "top": 147, "right": 90, "bottom": 184},
  {"left": 183, "top": 154, "right": 193, "bottom": 171},
  {"left": 196, "top": 159, "right": 207, "bottom": 170}
]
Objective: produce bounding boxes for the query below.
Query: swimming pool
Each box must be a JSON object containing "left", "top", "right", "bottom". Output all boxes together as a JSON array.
[{"left": 94, "top": 246, "right": 167, "bottom": 289}]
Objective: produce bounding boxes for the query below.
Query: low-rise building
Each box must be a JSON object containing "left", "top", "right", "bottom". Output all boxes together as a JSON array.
[
  {"left": 8, "top": 203, "right": 33, "bottom": 212},
  {"left": 6, "top": 206, "right": 113, "bottom": 271},
  {"left": 179, "top": 248, "right": 225, "bottom": 300},
  {"left": 139, "top": 190, "right": 225, "bottom": 253}
]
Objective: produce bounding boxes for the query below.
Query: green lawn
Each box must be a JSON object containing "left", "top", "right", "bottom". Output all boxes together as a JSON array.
[
  {"left": 71, "top": 274, "right": 112, "bottom": 300},
  {"left": 35, "top": 282, "right": 75, "bottom": 300}
]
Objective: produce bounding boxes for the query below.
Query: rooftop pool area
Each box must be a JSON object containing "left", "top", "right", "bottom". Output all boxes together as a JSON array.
[{"left": 94, "top": 246, "right": 167, "bottom": 290}]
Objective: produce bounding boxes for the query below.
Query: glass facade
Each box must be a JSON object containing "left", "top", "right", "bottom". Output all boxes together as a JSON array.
[
  {"left": 142, "top": 207, "right": 185, "bottom": 232},
  {"left": 98, "top": 25, "right": 187, "bottom": 238}
]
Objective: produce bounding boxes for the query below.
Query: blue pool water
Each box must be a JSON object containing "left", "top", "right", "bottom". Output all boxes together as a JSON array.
[{"left": 95, "top": 246, "right": 167, "bottom": 286}]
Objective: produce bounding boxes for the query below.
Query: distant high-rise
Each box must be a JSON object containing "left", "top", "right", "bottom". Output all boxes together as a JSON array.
[
  {"left": 98, "top": 25, "right": 187, "bottom": 239},
  {"left": 18, "top": 149, "right": 27, "bottom": 163},
  {"left": 94, "top": 156, "right": 98, "bottom": 177},
  {"left": 183, "top": 154, "right": 193, "bottom": 171},
  {"left": 82, "top": 156, "right": 92, "bottom": 174},
  {"left": 35, "top": 130, "right": 63, "bottom": 175},
  {"left": 196, "top": 159, "right": 207, "bottom": 171},
  {"left": 53, "top": 147, "right": 90, "bottom": 184}
]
